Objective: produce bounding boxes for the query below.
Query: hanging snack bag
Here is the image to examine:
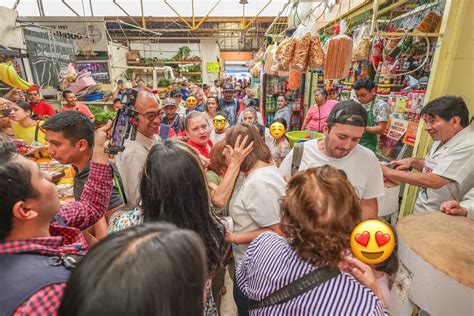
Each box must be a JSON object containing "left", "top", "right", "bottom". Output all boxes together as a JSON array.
[
  {"left": 291, "top": 32, "right": 312, "bottom": 71},
  {"left": 264, "top": 44, "right": 277, "bottom": 75},
  {"left": 271, "top": 38, "right": 291, "bottom": 72},
  {"left": 288, "top": 66, "right": 302, "bottom": 90},
  {"left": 281, "top": 38, "right": 297, "bottom": 70},
  {"left": 415, "top": 11, "right": 442, "bottom": 33},
  {"left": 352, "top": 24, "right": 371, "bottom": 61},
  {"left": 307, "top": 34, "right": 326, "bottom": 70},
  {"left": 324, "top": 23, "right": 353, "bottom": 80}
]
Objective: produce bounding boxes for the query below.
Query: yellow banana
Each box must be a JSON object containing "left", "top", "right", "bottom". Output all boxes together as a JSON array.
[
  {"left": 0, "top": 63, "right": 14, "bottom": 87},
  {"left": 5, "top": 62, "right": 32, "bottom": 90},
  {"left": 16, "top": 75, "right": 33, "bottom": 90}
]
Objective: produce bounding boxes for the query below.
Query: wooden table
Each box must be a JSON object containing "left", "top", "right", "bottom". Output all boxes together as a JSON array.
[{"left": 390, "top": 211, "right": 474, "bottom": 315}]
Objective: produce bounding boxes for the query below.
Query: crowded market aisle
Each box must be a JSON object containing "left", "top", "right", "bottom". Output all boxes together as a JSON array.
[{"left": 0, "top": 0, "right": 473, "bottom": 316}]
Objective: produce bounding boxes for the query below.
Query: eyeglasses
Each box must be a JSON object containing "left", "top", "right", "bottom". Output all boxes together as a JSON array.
[
  {"left": 138, "top": 110, "right": 163, "bottom": 122},
  {"left": 213, "top": 119, "right": 226, "bottom": 124}
]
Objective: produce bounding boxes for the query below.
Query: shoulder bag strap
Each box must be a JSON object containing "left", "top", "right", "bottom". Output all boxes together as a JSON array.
[
  {"left": 291, "top": 142, "right": 305, "bottom": 176},
  {"left": 248, "top": 267, "right": 340, "bottom": 310}
]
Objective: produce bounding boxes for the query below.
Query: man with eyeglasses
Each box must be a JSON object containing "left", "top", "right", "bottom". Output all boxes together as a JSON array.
[
  {"left": 280, "top": 100, "right": 385, "bottom": 219},
  {"left": 27, "top": 85, "right": 56, "bottom": 118},
  {"left": 353, "top": 78, "right": 389, "bottom": 153},
  {"left": 382, "top": 96, "right": 473, "bottom": 214},
  {"left": 116, "top": 89, "right": 164, "bottom": 207}
]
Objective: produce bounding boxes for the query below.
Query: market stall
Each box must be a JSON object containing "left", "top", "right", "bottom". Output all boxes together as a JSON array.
[{"left": 248, "top": 0, "right": 472, "bottom": 224}]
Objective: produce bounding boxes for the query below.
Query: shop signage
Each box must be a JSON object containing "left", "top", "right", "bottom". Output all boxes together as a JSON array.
[
  {"left": 207, "top": 62, "right": 220, "bottom": 73},
  {"left": 24, "top": 27, "right": 76, "bottom": 87},
  {"left": 402, "top": 121, "right": 418, "bottom": 146},
  {"left": 387, "top": 117, "right": 409, "bottom": 141},
  {"left": 20, "top": 17, "right": 108, "bottom": 54}
]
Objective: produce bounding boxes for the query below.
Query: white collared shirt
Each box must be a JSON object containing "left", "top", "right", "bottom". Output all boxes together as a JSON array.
[{"left": 414, "top": 125, "right": 474, "bottom": 212}]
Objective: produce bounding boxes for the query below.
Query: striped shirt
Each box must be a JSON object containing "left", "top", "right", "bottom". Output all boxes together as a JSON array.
[{"left": 236, "top": 232, "right": 389, "bottom": 316}]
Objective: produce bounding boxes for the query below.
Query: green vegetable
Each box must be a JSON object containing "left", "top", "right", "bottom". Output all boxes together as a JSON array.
[
  {"left": 88, "top": 104, "right": 116, "bottom": 125},
  {"left": 158, "top": 79, "right": 171, "bottom": 87},
  {"left": 94, "top": 111, "right": 116, "bottom": 125}
]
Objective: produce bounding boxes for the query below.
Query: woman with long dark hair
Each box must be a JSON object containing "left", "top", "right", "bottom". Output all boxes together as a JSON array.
[
  {"left": 108, "top": 140, "right": 226, "bottom": 315},
  {"left": 59, "top": 222, "right": 207, "bottom": 316}
]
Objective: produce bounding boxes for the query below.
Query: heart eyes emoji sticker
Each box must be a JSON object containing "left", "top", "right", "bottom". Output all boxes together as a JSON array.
[
  {"left": 350, "top": 220, "right": 395, "bottom": 265},
  {"left": 355, "top": 231, "right": 370, "bottom": 246}
]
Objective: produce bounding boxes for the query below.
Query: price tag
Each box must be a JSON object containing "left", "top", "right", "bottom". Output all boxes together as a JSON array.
[{"left": 207, "top": 62, "right": 220, "bottom": 73}]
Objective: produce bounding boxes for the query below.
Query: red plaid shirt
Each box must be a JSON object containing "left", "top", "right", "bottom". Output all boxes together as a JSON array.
[{"left": 0, "top": 162, "right": 113, "bottom": 316}]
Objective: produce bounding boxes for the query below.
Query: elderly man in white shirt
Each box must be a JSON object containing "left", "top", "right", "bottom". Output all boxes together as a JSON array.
[
  {"left": 116, "top": 89, "right": 162, "bottom": 207},
  {"left": 382, "top": 96, "right": 473, "bottom": 213}
]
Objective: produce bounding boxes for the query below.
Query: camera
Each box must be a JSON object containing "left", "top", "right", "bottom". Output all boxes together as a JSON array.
[{"left": 105, "top": 89, "right": 139, "bottom": 155}]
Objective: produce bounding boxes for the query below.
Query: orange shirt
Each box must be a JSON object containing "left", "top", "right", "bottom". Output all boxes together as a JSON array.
[{"left": 59, "top": 102, "right": 95, "bottom": 121}]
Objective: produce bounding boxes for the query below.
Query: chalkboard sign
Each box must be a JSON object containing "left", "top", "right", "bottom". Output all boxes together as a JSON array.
[{"left": 24, "top": 27, "right": 76, "bottom": 88}]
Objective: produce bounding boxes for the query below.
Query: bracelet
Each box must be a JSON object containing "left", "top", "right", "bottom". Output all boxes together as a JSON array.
[{"left": 233, "top": 234, "right": 238, "bottom": 245}]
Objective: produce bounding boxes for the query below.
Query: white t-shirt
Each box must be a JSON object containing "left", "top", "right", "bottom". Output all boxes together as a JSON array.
[
  {"left": 210, "top": 129, "right": 226, "bottom": 145},
  {"left": 279, "top": 139, "right": 385, "bottom": 200},
  {"left": 414, "top": 125, "right": 474, "bottom": 212},
  {"left": 229, "top": 165, "right": 285, "bottom": 264}
]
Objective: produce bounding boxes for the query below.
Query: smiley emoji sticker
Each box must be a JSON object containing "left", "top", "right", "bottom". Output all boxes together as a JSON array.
[
  {"left": 269, "top": 122, "right": 286, "bottom": 139},
  {"left": 350, "top": 219, "right": 395, "bottom": 265},
  {"left": 212, "top": 115, "right": 227, "bottom": 131}
]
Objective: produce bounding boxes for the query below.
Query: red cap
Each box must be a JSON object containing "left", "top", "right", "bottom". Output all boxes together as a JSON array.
[{"left": 27, "top": 85, "right": 40, "bottom": 92}]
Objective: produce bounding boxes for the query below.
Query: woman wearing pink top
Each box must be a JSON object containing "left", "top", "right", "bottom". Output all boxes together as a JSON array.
[{"left": 301, "top": 89, "right": 338, "bottom": 132}]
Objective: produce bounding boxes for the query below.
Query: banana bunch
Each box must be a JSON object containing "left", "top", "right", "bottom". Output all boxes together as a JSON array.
[{"left": 0, "top": 62, "right": 33, "bottom": 90}]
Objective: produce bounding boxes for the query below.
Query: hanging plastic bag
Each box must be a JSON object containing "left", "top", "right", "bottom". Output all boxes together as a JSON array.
[
  {"left": 307, "top": 33, "right": 325, "bottom": 71},
  {"left": 264, "top": 44, "right": 277, "bottom": 75},
  {"left": 324, "top": 21, "right": 353, "bottom": 80},
  {"left": 288, "top": 65, "right": 302, "bottom": 90},
  {"left": 291, "top": 32, "right": 312, "bottom": 71},
  {"left": 352, "top": 24, "right": 371, "bottom": 61},
  {"left": 281, "top": 38, "right": 297, "bottom": 70}
]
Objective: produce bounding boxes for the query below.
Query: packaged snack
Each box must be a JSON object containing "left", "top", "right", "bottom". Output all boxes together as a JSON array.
[
  {"left": 325, "top": 33, "right": 353, "bottom": 80},
  {"left": 307, "top": 34, "right": 325, "bottom": 70}
]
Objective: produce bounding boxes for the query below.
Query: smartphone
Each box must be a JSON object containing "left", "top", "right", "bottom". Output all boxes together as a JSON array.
[
  {"left": 106, "top": 89, "right": 139, "bottom": 155},
  {"left": 106, "top": 107, "right": 131, "bottom": 155}
]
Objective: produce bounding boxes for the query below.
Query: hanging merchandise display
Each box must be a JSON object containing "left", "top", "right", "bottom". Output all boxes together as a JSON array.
[
  {"left": 352, "top": 24, "right": 371, "bottom": 62},
  {"left": 324, "top": 23, "right": 353, "bottom": 80}
]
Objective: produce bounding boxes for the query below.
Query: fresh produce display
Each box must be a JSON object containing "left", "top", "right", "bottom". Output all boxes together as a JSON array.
[
  {"left": 89, "top": 104, "right": 116, "bottom": 125},
  {"left": 189, "top": 76, "right": 202, "bottom": 84},
  {"left": 158, "top": 79, "right": 171, "bottom": 87},
  {"left": 0, "top": 62, "right": 33, "bottom": 90},
  {"left": 173, "top": 46, "right": 191, "bottom": 61}
]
